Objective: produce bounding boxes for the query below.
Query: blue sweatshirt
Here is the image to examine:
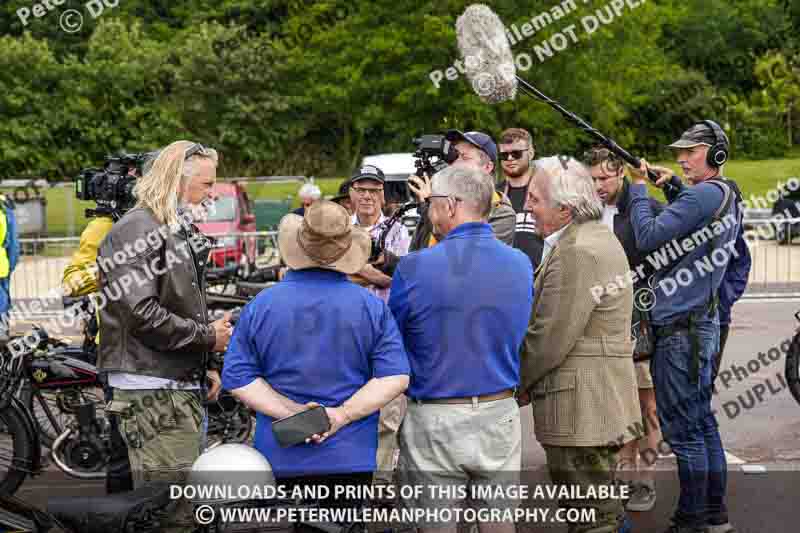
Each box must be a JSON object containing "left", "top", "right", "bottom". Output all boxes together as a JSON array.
[{"left": 629, "top": 179, "right": 740, "bottom": 325}]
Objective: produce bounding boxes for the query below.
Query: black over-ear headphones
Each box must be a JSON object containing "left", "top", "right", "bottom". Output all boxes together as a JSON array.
[{"left": 701, "top": 120, "right": 729, "bottom": 167}]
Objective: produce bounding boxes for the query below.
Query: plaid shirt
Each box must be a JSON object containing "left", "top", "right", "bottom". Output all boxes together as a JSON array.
[{"left": 352, "top": 213, "right": 411, "bottom": 302}]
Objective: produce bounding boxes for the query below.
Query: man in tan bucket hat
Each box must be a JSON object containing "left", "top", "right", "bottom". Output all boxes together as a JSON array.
[
  {"left": 279, "top": 199, "right": 372, "bottom": 274},
  {"left": 223, "top": 200, "right": 410, "bottom": 507}
]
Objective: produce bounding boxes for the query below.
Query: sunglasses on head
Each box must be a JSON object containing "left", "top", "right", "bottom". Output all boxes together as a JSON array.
[
  {"left": 499, "top": 149, "right": 528, "bottom": 161},
  {"left": 185, "top": 143, "right": 211, "bottom": 159}
]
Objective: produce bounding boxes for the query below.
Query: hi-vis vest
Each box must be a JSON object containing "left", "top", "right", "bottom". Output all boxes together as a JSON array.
[{"left": 0, "top": 195, "right": 10, "bottom": 278}]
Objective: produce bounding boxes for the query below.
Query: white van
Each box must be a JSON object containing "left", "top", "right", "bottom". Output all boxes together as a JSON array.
[{"left": 360, "top": 153, "right": 419, "bottom": 230}]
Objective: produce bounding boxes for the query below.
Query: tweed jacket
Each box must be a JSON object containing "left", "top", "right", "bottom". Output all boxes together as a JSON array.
[{"left": 520, "top": 220, "right": 641, "bottom": 447}]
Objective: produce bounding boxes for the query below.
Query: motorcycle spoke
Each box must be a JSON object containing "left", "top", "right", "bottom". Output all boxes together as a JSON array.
[{"left": 0, "top": 449, "right": 36, "bottom": 475}]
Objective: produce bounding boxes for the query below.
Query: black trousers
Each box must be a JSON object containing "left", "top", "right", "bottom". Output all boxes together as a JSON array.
[{"left": 104, "top": 386, "right": 133, "bottom": 494}]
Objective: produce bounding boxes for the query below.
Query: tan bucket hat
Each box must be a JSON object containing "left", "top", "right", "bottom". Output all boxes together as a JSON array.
[{"left": 278, "top": 200, "right": 371, "bottom": 274}]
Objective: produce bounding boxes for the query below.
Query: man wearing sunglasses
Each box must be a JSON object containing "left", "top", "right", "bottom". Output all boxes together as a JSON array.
[
  {"left": 408, "top": 129, "right": 515, "bottom": 250},
  {"left": 497, "top": 128, "right": 545, "bottom": 269}
]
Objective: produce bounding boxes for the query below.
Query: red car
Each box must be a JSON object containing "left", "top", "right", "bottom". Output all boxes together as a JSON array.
[{"left": 196, "top": 182, "right": 258, "bottom": 277}]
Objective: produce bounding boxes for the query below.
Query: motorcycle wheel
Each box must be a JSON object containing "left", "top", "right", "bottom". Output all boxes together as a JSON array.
[
  {"left": 207, "top": 395, "right": 255, "bottom": 446},
  {"left": 786, "top": 331, "right": 800, "bottom": 407},
  {"left": 20, "top": 386, "right": 103, "bottom": 449},
  {"left": 0, "top": 403, "right": 35, "bottom": 496}
]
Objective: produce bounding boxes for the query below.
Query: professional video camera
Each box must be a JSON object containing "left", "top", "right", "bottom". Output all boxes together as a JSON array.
[
  {"left": 75, "top": 151, "right": 157, "bottom": 219},
  {"left": 412, "top": 134, "right": 457, "bottom": 177}
]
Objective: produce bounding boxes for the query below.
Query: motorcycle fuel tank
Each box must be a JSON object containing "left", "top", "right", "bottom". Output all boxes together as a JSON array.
[{"left": 26, "top": 347, "right": 98, "bottom": 389}]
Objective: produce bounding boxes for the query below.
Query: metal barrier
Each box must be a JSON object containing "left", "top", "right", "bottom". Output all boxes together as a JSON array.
[
  {"left": 742, "top": 217, "right": 800, "bottom": 297},
  {"left": 9, "top": 232, "right": 280, "bottom": 303},
  {"left": 9, "top": 221, "right": 800, "bottom": 305}
]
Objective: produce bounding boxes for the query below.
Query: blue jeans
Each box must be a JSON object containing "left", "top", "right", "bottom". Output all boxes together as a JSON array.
[{"left": 651, "top": 313, "right": 728, "bottom": 528}]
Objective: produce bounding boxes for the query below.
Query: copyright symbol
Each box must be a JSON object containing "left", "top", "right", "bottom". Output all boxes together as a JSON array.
[
  {"left": 60, "top": 9, "right": 83, "bottom": 33},
  {"left": 195, "top": 504, "right": 215, "bottom": 526},
  {"left": 634, "top": 288, "right": 656, "bottom": 312},
  {"left": 471, "top": 72, "right": 496, "bottom": 98}
]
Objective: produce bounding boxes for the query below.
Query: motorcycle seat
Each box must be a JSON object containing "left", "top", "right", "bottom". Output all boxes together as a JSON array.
[{"left": 47, "top": 482, "right": 172, "bottom": 533}]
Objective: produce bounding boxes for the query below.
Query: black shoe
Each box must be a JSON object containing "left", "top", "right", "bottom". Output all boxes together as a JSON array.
[
  {"left": 663, "top": 525, "right": 709, "bottom": 533},
  {"left": 707, "top": 524, "right": 736, "bottom": 533}
]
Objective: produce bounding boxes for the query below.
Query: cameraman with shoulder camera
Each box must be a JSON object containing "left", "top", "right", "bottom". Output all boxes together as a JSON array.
[
  {"left": 409, "top": 130, "right": 515, "bottom": 250},
  {"left": 63, "top": 153, "right": 154, "bottom": 298},
  {"left": 97, "top": 141, "right": 232, "bottom": 533},
  {"left": 64, "top": 151, "right": 155, "bottom": 494},
  {"left": 62, "top": 184, "right": 126, "bottom": 299}
]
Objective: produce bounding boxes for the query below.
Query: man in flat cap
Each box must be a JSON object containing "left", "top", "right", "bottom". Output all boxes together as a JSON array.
[{"left": 630, "top": 121, "right": 749, "bottom": 533}]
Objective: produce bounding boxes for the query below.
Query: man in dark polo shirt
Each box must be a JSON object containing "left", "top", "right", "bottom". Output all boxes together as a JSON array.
[{"left": 497, "top": 128, "right": 545, "bottom": 269}]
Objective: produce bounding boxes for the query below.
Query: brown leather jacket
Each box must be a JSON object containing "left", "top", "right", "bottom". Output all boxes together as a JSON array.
[{"left": 96, "top": 207, "right": 216, "bottom": 382}]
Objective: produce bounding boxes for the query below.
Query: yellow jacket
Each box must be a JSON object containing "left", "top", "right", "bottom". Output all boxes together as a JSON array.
[
  {"left": 62, "top": 217, "right": 113, "bottom": 296},
  {"left": 0, "top": 200, "right": 9, "bottom": 278}
]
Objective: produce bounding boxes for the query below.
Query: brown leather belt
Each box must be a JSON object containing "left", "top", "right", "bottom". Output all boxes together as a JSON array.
[{"left": 410, "top": 389, "right": 514, "bottom": 405}]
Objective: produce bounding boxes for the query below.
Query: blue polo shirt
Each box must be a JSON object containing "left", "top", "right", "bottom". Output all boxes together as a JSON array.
[
  {"left": 388, "top": 222, "right": 533, "bottom": 399},
  {"left": 222, "top": 269, "right": 409, "bottom": 477}
]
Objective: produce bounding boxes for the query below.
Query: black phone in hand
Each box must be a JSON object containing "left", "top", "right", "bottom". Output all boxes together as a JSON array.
[{"left": 272, "top": 406, "right": 331, "bottom": 448}]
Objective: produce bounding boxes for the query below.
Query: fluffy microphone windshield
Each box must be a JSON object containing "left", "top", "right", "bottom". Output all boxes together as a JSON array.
[{"left": 456, "top": 4, "right": 518, "bottom": 104}]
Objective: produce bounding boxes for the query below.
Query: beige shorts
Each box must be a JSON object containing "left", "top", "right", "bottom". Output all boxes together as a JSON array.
[
  {"left": 396, "top": 397, "right": 521, "bottom": 523},
  {"left": 636, "top": 360, "right": 654, "bottom": 389}
]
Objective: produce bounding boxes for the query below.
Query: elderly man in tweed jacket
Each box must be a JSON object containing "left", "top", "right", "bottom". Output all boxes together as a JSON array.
[{"left": 519, "top": 156, "right": 641, "bottom": 533}]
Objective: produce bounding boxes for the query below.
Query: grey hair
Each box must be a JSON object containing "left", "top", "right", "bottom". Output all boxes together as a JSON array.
[
  {"left": 431, "top": 165, "right": 494, "bottom": 218},
  {"left": 537, "top": 156, "right": 602, "bottom": 222},
  {"left": 298, "top": 183, "right": 322, "bottom": 200}
]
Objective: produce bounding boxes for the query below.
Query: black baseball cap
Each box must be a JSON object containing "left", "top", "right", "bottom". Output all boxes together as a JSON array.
[
  {"left": 668, "top": 123, "right": 719, "bottom": 149},
  {"left": 350, "top": 165, "right": 385, "bottom": 185},
  {"left": 445, "top": 129, "right": 498, "bottom": 163}
]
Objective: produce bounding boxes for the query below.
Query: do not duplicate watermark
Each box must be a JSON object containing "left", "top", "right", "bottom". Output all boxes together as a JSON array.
[{"left": 16, "top": 0, "right": 121, "bottom": 34}]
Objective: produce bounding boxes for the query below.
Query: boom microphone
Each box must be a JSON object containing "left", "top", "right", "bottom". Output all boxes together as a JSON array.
[{"left": 456, "top": 4, "right": 677, "bottom": 195}]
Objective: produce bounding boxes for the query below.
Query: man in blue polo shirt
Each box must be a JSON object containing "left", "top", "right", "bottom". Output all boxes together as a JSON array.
[
  {"left": 223, "top": 201, "right": 410, "bottom": 512},
  {"left": 389, "top": 165, "right": 533, "bottom": 533}
]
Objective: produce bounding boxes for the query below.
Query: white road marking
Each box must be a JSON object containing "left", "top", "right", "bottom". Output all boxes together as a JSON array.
[{"left": 726, "top": 452, "right": 746, "bottom": 465}]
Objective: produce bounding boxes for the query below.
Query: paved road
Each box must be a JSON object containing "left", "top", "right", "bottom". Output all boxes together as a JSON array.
[{"left": 6, "top": 300, "right": 800, "bottom": 532}]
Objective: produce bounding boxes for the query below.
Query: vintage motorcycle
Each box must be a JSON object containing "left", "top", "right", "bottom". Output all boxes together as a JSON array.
[{"left": 0, "top": 298, "right": 254, "bottom": 496}]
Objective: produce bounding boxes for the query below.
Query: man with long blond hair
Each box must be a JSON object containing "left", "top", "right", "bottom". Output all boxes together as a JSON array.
[{"left": 97, "top": 140, "right": 233, "bottom": 532}]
